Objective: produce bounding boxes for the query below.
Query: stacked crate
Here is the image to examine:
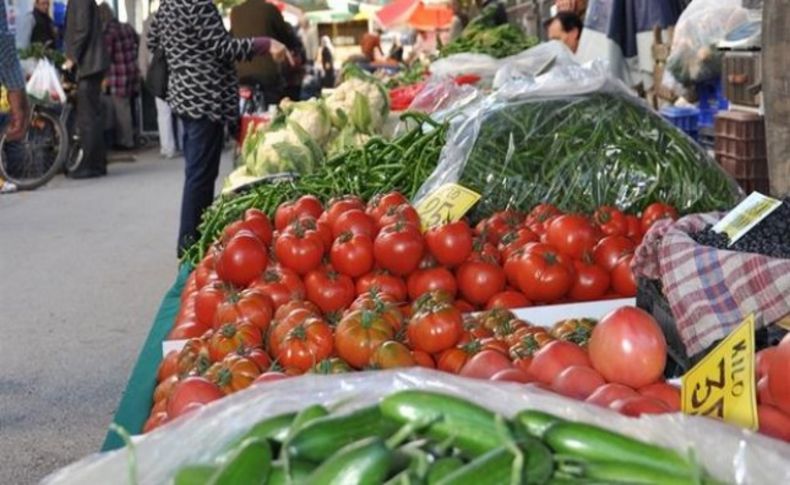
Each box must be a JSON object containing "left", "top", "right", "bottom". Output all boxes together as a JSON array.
[{"left": 714, "top": 111, "right": 770, "bottom": 193}]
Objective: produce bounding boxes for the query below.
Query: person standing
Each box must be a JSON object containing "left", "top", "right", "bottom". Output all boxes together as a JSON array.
[
  {"left": 545, "top": 11, "right": 583, "bottom": 53},
  {"left": 99, "top": 3, "right": 139, "bottom": 150},
  {"left": 318, "top": 35, "right": 335, "bottom": 88},
  {"left": 1, "top": 0, "right": 30, "bottom": 193},
  {"left": 139, "top": 13, "right": 177, "bottom": 158},
  {"left": 148, "top": 0, "right": 288, "bottom": 255},
  {"left": 298, "top": 17, "right": 318, "bottom": 66},
  {"left": 64, "top": 0, "right": 110, "bottom": 179},
  {"left": 30, "top": 0, "right": 57, "bottom": 47}
]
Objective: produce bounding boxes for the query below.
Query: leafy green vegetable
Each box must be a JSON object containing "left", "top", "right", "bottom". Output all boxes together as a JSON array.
[{"left": 441, "top": 7, "right": 538, "bottom": 59}]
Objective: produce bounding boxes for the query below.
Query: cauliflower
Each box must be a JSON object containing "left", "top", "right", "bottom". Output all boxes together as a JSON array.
[
  {"left": 249, "top": 122, "right": 322, "bottom": 176},
  {"left": 285, "top": 99, "right": 332, "bottom": 147},
  {"left": 325, "top": 77, "right": 389, "bottom": 133},
  {"left": 327, "top": 125, "right": 372, "bottom": 156},
  {"left": 223, "top": 166, "right": 260, "bottom": 194}
]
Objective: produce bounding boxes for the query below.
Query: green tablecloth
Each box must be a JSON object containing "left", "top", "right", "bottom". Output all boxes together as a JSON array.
[{"left": 101, "top": 265, "right": 191, "bottom": 451}]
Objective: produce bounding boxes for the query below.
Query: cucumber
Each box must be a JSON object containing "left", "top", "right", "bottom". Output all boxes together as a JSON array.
[
  {"left": 426, "top": 457, "right": 464, "bottom": 484},
  {"left": 210, "top": 437, "right": 271, "bottom": 485},
  {"left": 173, "top": 465, "right": 215, "bottom": 485},
  {"left": 287, "top": 406, "right": 399, "bottom": 462},
  {"left": 223, "top": 412, "right": 296, "bottom": 454},
  {"left": 306, "top": 437, "right": 393, "bottom": 485},
  {"left": 583, "top": 460, "right": 698, "bottom": 485},
  {"left": 266, "top": 460, "right": 314, "bottom": 485},
  {"left": 379, "top": 391, "right": 500, "bottom": 457},
  {"left": 284, "top": 404, "right": 329, "bottom": 441},
  {"left": 514, "top": 410, "right": 564, "bottom": 439},
  {"left": 435, "top": 447, "right": 515, "bottom": 485}
]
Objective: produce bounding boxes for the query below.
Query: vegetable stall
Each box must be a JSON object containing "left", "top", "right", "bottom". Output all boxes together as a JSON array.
[{"left": 43, "top": 29, "right": 790, "bottom": 485}]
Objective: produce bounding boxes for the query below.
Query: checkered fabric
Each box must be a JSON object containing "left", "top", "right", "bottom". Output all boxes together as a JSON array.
[
  {"left": 105, "top": 20, "right": 140, "bottom": 98},
  {"left": 633, "top": 212, "right": 790, "bottom": 355}
]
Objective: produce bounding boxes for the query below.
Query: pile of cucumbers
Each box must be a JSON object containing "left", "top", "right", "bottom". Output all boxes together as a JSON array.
[{"left": 172, "top": 390, "right": 718, "bottom": 485}]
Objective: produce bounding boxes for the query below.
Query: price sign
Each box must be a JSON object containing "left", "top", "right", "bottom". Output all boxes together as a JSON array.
[
  {"left": 415, "top": 183, "right": 481, "bottom": 230},
  {"left": 712, "top": 192, "right": 782, "bottom": 245},
  {"left": 681, "top": 314, "right": 758, "bottom": 430}
]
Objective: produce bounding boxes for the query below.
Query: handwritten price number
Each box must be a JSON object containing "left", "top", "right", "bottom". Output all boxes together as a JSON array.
[
  {"left": 688, "top": 338, "right": 750, "bottom": 419},
  {"left": 421, "top": 186, "right": 462, "bottom": 228}
]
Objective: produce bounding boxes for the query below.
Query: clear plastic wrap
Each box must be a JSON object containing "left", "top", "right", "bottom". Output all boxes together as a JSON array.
[
  {"left": 43, "top": 369, "right": 790, "bottom": 485},
  {"left": 664, "top": 0, "right": 749, "bottom": 85},
  {"left": 414, "top": 63, "right": 741, "bottom": 221}
]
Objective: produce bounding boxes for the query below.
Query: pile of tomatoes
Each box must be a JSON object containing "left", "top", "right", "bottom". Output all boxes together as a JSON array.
[{"left": 756, "top": 336, "right": 790, "bottom": 442}]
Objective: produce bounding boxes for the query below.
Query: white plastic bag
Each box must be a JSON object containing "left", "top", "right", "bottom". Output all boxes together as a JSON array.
[{"left": 25, "top": 59, "right": 66, "bottom": 104}]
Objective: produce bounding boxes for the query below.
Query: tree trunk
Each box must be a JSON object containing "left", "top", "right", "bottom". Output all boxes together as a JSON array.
[{"left": 762, "top": 0, "right": 790, "bottom": 196}]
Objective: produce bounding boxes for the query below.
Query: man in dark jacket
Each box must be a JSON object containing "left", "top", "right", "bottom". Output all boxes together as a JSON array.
[
  {"left": 30, "top": 0, "right": 57, "bottom": 47},
  {"left": 230, "top": 0, "right": 298, "bottom": 107},
  {"left": 65, "top": 0, "right": 110, "bottom": 178}
]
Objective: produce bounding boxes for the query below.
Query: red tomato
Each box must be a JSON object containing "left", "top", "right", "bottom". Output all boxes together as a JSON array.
[
  {"left": 166, "top": 377, "right": 223, "bottom": 418},
  {"left": 759, "top": 376, "right": 775, "bottom": 405},
  {"left": 569, "top": 260, "right": 610, "bottom": 302},
  {"left": 157, "top": 351, "right": 180, "bottom": 382},
  {"left": 214, "top": 288, "right": 274, "bottom": 333},
  {"left": 486, "top": 291, "right": 531, "bottom": 310},
  {"left": 356, "top": 271, "right": 408, "bottom": 302},
  {"left": 334, "top": 309, "right": 397, "bottom": 369},
  {"left": 221, "top": 220, "right": 249, "bottom": 245},
  {"left": 168, "top": 319, "right": 211, "bottom": 340},
  {"left": 253, "top": 371, "right": 289, "bottom": 384},
  {"left": 425, "top": 221, "right": 474, "bottom": 268},
  {"left": 374, "top": 223, "right": 425, "bottom": 276},
  {"left": 407, "top": 267, "right": 458, "bottom": 300},
  {"left": 330, "top": 233, "right": 375, "bottom": 278},
  {"left": 367, "top": 192, "right": 409, "bottom": 223},
  {"left": 408, "top": 303, "right": 463, "bottom": 354},
  {"left": 530, "top": 340, "right": 591, "bottom": 385},
  {"left": 304, "top": 267, "right": 355, "bottom": 314},
  {"left": 479, "top": 210, "right": 522, "bottom": 244},
  {"left": 546, "top": 215, "right": 599, "bottom": 260},
  {"left": 274, "top": 227, "right": 324, "bottom": 275},
  {"left": 456, "top": 260, "right": 506, "bottom": 306},
  {"left": 585, "top": 383, "right": 639, "bottom": 408},
  {"left": 639, "top": 382, "right": 680, "bottom": 412},
  {"left": 767, "top": 340, "right": 790, "bottom": 414},
  {"left": 216, "top": 232, "right": 268, "bottom": 288},
  {"left": 244, "top": 208, "right": 273, "bottom": 245},
  {"left": 758, "top": 404, "right": 790, "bottom": 442},
  {"left": 292, "top": 195, "right": 324, "bottom": 220},
  {"left": 588, "top": 307, "right": 667, "bottom": 388},
  {"left": 194, "top": 282, "right": 229, "bottom": 327},
  {"left": 209, "top": 323, "right": 263, "bottom": 361},
  {"left": 641, "top": 202, "right": 678, "bottom": 234},
  {"left": 757, "top": 347, "right": 777, "bottom": 380},
  {"left": 378, "top": 204, "right": 421, "bottom": 229},
  {"left": 491, "top": 368, "right": 535, "bottom": 384},
  {"left": 513, "top": 249, "right": 574, "bottom": 303},
  {"left": 593, "top": 236, "right": 636, "bottom": 272},
  {"left": 370, "top": 341, "right": 416, "bottom": 369},
  {"left": 454, "top": 299, "right": 476, "bottom": 313},
  {"left": 497, "top": 228, "right": 539, "bottom": 260},
  {"left": 332, "top": 209, "right": 376, "bottom": 239},
  {"left": 239, "top": 347, "right": 272, "bottom": 373},
  {"left": 611, "top": 255, "right": 637, "bottom": 297},
  {"left": 593, "top": 206, "right": 628, "bottom": 237},
  {"left": 460, "top": 350, "right": 513, "bottom": 379},
  {"left": 412, "top": 350, "right": 436, "bottom": 369},
  {"left": 625, "top": 215, "right": 643, "bottom": 243},
  {"left": 250, "top": 266, "right": 305, "bottom": 310},
  {"left": 274, "top": 317, "right": 334, "bottom": 372},
  {"left": 292, "top": 216, "right": 333, "bottom": 252},
  {"left": 610, "top": 396, "right": 670, "bottom": 416},
  {"left": 437, "top": 346, "right": 477, "bottom": 374},
  {"left": 274, "top": 202, "right": 295, "bottom": 231},
  {"left": 322, "top": 196, "right": 364, "bottom": 226},
  {"left": 469, "top": 236, "right": 502, "bottom": 265},
  {"left": 551, "top": 365, "right": 606, "bottom": 400}
]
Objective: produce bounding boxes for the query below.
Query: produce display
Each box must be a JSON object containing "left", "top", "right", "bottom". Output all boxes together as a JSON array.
[
  {"left": 757, "top": 336, "right": 790, "bottom": 442},
  {"left": 166, "top": 390, "right": 717, "bottom": 484},
  {"left": 440, "top": 6, "right": 539, "bottom": 59}
]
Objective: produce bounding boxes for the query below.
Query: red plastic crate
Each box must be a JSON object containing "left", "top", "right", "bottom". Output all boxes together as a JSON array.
[{"left": 714, "top": 111, "right": 765, "bottom": 140}]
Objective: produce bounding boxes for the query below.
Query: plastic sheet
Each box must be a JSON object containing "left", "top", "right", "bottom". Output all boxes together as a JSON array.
[
  {"left": 43, "top": 369, "right": 790, "bottom": 484},
  {"left": 414, "top": 62, "right": 741, "bottom": 221}
]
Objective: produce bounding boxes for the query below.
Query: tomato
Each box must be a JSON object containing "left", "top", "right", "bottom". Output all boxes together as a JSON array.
[
  {"left": 610, "top": 396, "right": 670, "bottom": 416},
  {"left": 407, "top": 267, "right": 458, "bottom": 301},
  {"left": 410, "top": 350, "right": 435, "bottom": 368},
  {"left": 593, "top": 236, "right": 636, "bottom": 273},
  {"left": 153, "top": 374, "right": 178, "bottom": 404},
  {"left": 593, "top": 206, "right": 627, "bottom": 237},
  {"left": 479, "top": 210, "right": 522, "bottom": 244},
  {"left": 273, "top": 317, "right": 334, "bottom": 372},
  {"left": 293, "top": 216, "right": 334, "bottom": 252},
  {"left": 332, "top": 209, "right": 376, "bottom": 239},
  {"left": 551, "top": 318, "right": 597, "bottom": 347},
  {"left": 292, "top": 195, "right": 324, "bottom": 220},
  {"left": 509, "top": 330, "right": 554, "bottom": 362},
  {"left": 304, "top": 267, "right": 355, "bottom": 314},
  {"left": 205, "top": 355, "right": 261, "bottom": 395},
  {"left": 335, "top": 309, "right": 397, "bottom": 369},
  {"left": 323, "top": 196, "right": 364, "bottom": 228},
  {"left": 244, "top": 208, "right": 274, "bottom": 245},
  {"left": 331, "top": 233, "right": 375, "bottom": 278},
  {"left": 374, "top": 223, "right": 424, "bottom": 276},
  {"left": 512, "top": 249, "right": 574, "bottom": 303},
  {"left": 550, "top": 365, "right": 605, "bottom": 399},
  {"left": 221, "top": 220, "right": 249, "bottom": 245},
  {"left": 194, "top": 264, "right": 218, "bottom": 290},
  {"left": 408, "top": 303, "right": 463, "bottom": 354},
  {"left": 456, "top": 260, "right": 506, "bottom": 306},
  {"left": 759, "top": 376, "right": 775, "bottom": 406},
  {"left": 236, "top": 346, "right": 272, "bottom": 372},
  {"left": 588, "top": 306, "right": 667, "bottom": 388},
  {"left": 526, "top": 204, "right": 562, "bottom": 227},
  {"left": 641, "top": 202, "right": 678, "bottom": 234},
  {"left": 168, "top": 319, "right": 211, "bottom": 340},
  {"left": 425, "top": 221, "right": 474, "bottom": 268},
  {"left": 250, "top": 266, "right": 305, "bottom": 310},
  {"left": 177, "top": 338, "right": 212, "bottom": 376},
  {"left": 758, "top": 404, "right": 790, "bottom": 442},
  {"left": 378, "top": 204, "right": 421, "bottom": 229},
  {"left": 486, "top": 290, "right": 530, "bottom": 310},
  {"left": 214, "top": 288, "right": 273, "bottom": 332},
  {"left": 491, "top": 368, "right": 535, "bottom": 384},
  {"left": 253, "top": 371, "right": 289, "bottom": 384},
  {"left": 757, "top": 347, "right": 777, "bottom": 380},
  {"left": 367, "top": 192, "right": 409, "bottom": 223},
  {"left": 610, "top": 255, "right": 637, "bottom": 297},
  {"left": 208, "top": 323, "right": 263, "bottom": 362},
  {"left": 460, "top": 350, "right": 513, "bottom": 379},
  {"left": 166, "top": 377, "right": 223, "bottom": 418},
  {"left": 157, "top": 350, "right": 180, "bottom": 382},
  {"left": 569, "top": 260, "right": 610, "bottom": 302},
  {"left": 767, "top": 340, "right": 790, "bottom": 414},
  {"left": 194, "top": 282, "right": 229, "bottom": 328},
  {"left": 585, "top": 383, "right": 639, "bottom": 408},
  {"left": 274, "top": 226, "right": 324, "bottom": 275},
  {"left": 312, "top": 358, "right": 353, "bottom": 374},
  {"left": 546, "top": 215, "right": 599, "bottom": 260},
  {"left": 625, "top": 215, "right": 643, "bottom": 243},
  {"left": 370, "top": 341, "right": 416, "bottom": 369},
  {"left": 496, "top": 228, "right": 537, "bottom": 260},
  {"left": 273, "top": 300, "right": 321, "bottom": 322},
  {"left": 530, "top": 340, "right": 591, "bottom": 385},
  {"left": 216, "top": 232, "right": 268, "bottom": 288},
  {"left": 437, "top": 346, "right": 478, "bottom": 374},
  {"left": 356, "top": 271, "right": 408, "bottom": 302},
  {"left": 638, "top": 382, "right": 681, "bottom": 412}
]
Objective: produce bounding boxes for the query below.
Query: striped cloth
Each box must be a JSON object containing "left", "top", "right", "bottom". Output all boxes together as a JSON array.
[
  {"left": 0, "top": 0, "right": 25, "bottom": 91},
  {"left": 633, "top": 212, "right": 790, "bottom": 355}
]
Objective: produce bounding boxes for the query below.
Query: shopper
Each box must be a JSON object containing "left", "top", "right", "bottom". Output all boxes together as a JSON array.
[
  {"left": 360, "top": 29, "right": 385, "bottom": 63},
  {"left": 298, "top": 17, "right": 318, "bottom": 66},
  {"left": 1, "top": 0, "right": 30, "bottom": 193},
  {"left": 64, "top": 0, "right": 110, "bottom": 179},
  {"left": 230, "top": 0, "right": 298, "bottom": 107},
  {"left": 480, "top": 0, "right": 508, "bottom": 25},
  {"left": 30, "top": 0, "right": 57, "bottom": 48},
  {"left": 318, "top": 35, "right": 335, "bottom": 88},
  {"left": 545, "top": 11, "right": 583, "bottom": 53},
  {"left": 99, "top": 4, "right": 140, "bottom": 150},
  {"left": 147, "top": 0, "right": 288, "bottom": 255}
]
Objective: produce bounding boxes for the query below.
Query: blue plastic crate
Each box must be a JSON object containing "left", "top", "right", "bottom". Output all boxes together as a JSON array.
[
  {"left": 697, "top": 80, "right": 729, "bottom": 127},
  {"left": 660, "top": 106, "right": 700, "bottom": 138}
]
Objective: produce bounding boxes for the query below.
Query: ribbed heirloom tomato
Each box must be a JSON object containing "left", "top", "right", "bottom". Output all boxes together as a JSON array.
[
  {"left": 213, "top": 288, "right": 273, "bottom": 333},
  {"left": 205, "top": 355, "right": 261, "bottom": 395},
  {"left": 194, "top": 282, "right": 229, "bottom": 327},
  {"left": 273, "top": 317, "right": 334, "bottom": 372},
  {"left": 209, "top": 323, "right": 263, "bottom": 362},
  {"left": 334, "top": 309, "right": 397, "bottom": 369},
  {"left": 370, "top": 341, "right": 416, "bottom": 369},
  {"left": 167, "top": 377, "right": 223, "bottom": 418}
]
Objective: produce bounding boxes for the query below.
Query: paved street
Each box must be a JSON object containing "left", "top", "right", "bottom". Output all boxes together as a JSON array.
[{"left": 0, "top": 149, "right": 232, "bottom": 484}]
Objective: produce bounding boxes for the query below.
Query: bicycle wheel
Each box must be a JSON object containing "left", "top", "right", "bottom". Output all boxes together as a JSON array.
[{"left": 0, "top": 108, "right": 67, "bottom": 190}]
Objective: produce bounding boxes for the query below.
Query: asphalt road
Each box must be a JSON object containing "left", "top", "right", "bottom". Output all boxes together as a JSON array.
[{"left": 0, "top": 149, "right": 232, "bottom": 484}]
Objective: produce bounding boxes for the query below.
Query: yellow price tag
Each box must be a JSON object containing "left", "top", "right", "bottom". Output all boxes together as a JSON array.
[
  {"left": 415, "top": 183, "right": 481, "bottom": 230},
  {"left": 681, "top": 314, "right": 758, "bottom": 430}
]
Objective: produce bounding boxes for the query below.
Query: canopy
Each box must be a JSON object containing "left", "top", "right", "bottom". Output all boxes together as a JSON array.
[{"left": 376, "top": 0, "right": 453, "bottom": 30}]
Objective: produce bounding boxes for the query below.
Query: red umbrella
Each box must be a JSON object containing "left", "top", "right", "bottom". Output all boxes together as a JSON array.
[{"left": 376, "top": 0, "right": 454, "bottom": 31}]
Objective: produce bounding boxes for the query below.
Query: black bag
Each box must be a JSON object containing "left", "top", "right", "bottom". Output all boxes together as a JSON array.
[{"left": 145, "top": 49, "right": 168, "bottom": 98}]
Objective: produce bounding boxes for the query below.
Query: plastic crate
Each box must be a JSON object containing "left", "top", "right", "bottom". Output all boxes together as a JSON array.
[
  {"left": 715, "top": 153, "right": 769, "bottom": 179},
  {"left": 714, "top": 135, "right": 767, "bottom": 159},
  {"left": 660, "top": 106, "right": 700, "bottom": 139},
  {"left": 722, "top": 51, "right": 762, "bottom": 108},
  {"left": 714, "top": 110, "right": 765, "bottom": 140},
  {"left": 737, "top": 177, "right": 771, "bottom": 194},
  {"left": 697, "top": 80, "right": 729, "bottom": 127}
]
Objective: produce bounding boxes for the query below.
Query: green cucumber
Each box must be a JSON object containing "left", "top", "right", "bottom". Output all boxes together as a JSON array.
[
  {"left": 284, "top": 404, "right": 329, "bottom": 441},
  {"left": 224, "top": 412, "right": 296, "bottom": 453},
  {"left": 426, "top": 457, "right": 464, "bottom": 484},
  {"left": 173, "top": 465, "right": 215, "bottom": 485},
  {"left": 266, "top": 460, "right": 314, "bottom": 485},
  {"left": 435, "top": 447, "right": 515, "bottom": 485},
  {"left": 515, "top": 410, "right": 564, "bottom": 439},
  {"left": 583, "top": 460, "right": 698, "bottom": 484},
  {"left": 210, "top": 437, "right": 271, "bottom": 485},
  {"left": 379, "top": 391, "right": 500, "bottom": 457},
  {"left": 306, "top": 437, "right": 393, "bottom": 485},
  {"left": 287, "top": 406, "right": 399, "bottom": 462}
]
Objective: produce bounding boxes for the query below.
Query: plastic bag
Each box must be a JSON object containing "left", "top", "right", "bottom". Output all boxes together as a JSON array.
[
  {"left": 414, "top": 63, "right": 741, "bottom": 221},
  {"left": 25, "top": 59, "right": 66, "bottom": 104},
  {"left": 42, "top": 369, "right": 790, "bottom": 485},
  {"left": 664, "top": 0, "right": 749, "bottom": 85}
]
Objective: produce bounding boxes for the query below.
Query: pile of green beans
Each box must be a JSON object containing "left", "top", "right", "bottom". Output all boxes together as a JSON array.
[{"left": 182, "top": 113, "right": 447, "bottom": 265}]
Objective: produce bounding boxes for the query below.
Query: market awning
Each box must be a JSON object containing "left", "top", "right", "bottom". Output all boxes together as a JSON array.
[{"left": 376, "top": 0, "right": 453, "bottom": 31}]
